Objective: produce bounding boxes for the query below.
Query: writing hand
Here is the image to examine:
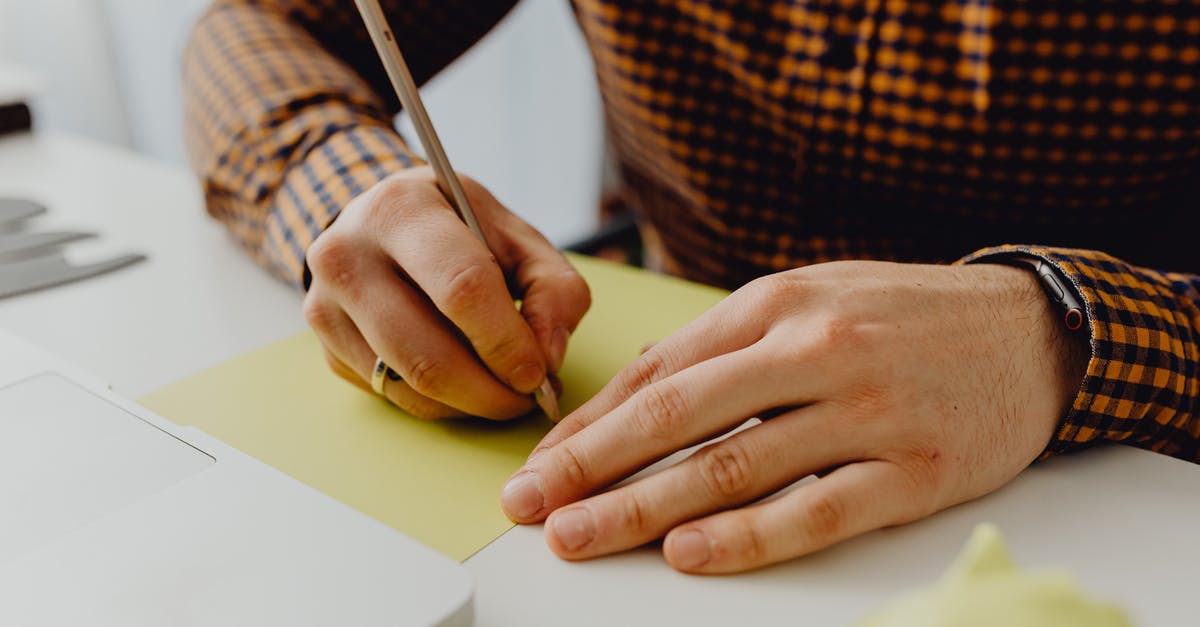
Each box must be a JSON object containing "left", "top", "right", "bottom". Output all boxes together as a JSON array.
[{"left": 303, "top": 167, "right": 590, "bottom": 419}]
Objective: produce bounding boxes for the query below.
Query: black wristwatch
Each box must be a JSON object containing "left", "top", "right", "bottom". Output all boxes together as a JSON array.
[{"left": 993, "top": 255, "right": 1086, "bottom": 332}]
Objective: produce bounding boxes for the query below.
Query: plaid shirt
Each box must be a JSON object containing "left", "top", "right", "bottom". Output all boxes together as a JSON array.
[{"left": 184, "top": 0, "right": 1199, "bottom": 462}]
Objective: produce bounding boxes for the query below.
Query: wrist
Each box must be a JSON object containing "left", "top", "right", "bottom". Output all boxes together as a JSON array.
[{"left": 969, "top": 261, "right": 1090, "bottom": 422}]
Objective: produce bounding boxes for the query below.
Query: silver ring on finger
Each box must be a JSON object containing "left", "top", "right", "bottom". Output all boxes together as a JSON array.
[{"left": 371, "top": 356, "right": 396, "bottom": 396}]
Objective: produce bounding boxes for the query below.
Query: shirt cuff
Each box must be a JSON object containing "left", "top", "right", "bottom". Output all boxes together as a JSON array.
[
  {"left": 961, "top": 244, "right": 1195, "bottom": 460},
  {"left": 261, "top": 124, "right": 422, "bottom": 287}
]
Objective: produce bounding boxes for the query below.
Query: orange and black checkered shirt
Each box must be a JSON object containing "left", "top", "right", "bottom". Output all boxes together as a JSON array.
[{"left": 184, "top": 1, "right": 1199, "bottom": 462}]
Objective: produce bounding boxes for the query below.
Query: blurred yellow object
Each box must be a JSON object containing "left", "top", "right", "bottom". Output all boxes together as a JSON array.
[
  {"left": 139, "top": 254, "right": 727, "bottom": 560},
  {"left": 856, "top": 524, "right": 1132, "bottom": 627}
]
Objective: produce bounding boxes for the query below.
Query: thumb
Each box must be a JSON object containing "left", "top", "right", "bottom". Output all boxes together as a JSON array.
[
  {"left": 510, "top": 233, "right": 591, "bottom": 373},
  {"left": 460, "top": 177, "right": 591, "bottom": 375}
]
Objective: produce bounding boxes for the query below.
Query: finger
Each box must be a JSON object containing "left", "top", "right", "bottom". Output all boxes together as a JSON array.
[
  {"left": 322, "top": 346, "right": 370, "bottom": 393},
  {"left": 663, "top": 460, "right": 919, "bottom": 574},
  {"left": 304, "top": 285, "right": 371, "bottom": 387},
  {"left": 531, "top": 282, "right": 774, "bottom": 456},
  {"left": 325, "top": 349, "right": 467, "bottom": 420},
  {"left": 323, "top": 250, "right": 534, "bottom": 419},
  {"left": 509, "top": 237, "right": 591, "bottom": 374},
  {"left": 351, "top": 269, "right": 535, "bottom": 419},
  {"left": 542, "top": 403, "right": 866, "bottom": 560},
  {"left": 305, "top": 291, "right": 467, "bottom": 419},
  {"left": 381, "top": 196, "right": 547, "bottom": 395},
  {"left": 504, "top": 342, "right": 829, "bottom": 523}
]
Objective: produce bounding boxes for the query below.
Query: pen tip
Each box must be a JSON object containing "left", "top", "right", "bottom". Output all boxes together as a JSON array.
[{"left": 533, "top": 380, "right": 561, "bottom": 423}]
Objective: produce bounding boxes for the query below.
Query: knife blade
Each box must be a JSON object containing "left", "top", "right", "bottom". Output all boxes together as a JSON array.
[
  {"left": 0, "top": 253, "right": 146, "bottom": 300},
  {"left": 0, "top": 231, "right": 94, "bottom": 258},
  {"left": 0, "top": 198, "right": 46, "bottom": 225}
]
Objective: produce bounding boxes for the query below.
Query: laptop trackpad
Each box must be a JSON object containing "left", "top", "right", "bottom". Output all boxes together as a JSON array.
[{"left": 0, "top": 373, "right": 213, "bottom": 563}]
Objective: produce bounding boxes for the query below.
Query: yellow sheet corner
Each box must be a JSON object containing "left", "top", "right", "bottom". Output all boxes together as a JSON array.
[{"left": 139, "top": 255, "right": 728, "bottom": 561}]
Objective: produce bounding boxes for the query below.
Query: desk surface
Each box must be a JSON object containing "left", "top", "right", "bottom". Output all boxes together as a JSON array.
[
  {"left": 1, "top": 132, "right": 1197, "bottom": 627},
  {"left": 0, "top": 133, "right": 304, "bottom": 396}
]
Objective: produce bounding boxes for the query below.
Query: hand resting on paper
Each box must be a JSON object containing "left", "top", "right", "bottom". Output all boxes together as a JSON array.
[
  {"left": 302, "top": 167, "right": 590, "bottom": 420},
  {"left": 501, "top": 260, "right": 1089, "bottom": 573}
]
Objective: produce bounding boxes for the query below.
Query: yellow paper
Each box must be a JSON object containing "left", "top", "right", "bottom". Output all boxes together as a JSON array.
[{"left": 139, "top": 255, "right": 727, "bottom": 561}]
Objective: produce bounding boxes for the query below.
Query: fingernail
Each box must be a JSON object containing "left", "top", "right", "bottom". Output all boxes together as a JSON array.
[
  {"left": 501, "top": 472, "right": 544, "bottom": 520},
  {"left": 549, "top": 326, "right": 570, "bottom": 373},
  {"left": 509, "top": 361, "right": 545, "bottom": 394},
  {"left": 670, "top": 529, "right": 712, "bottom": 569},
  {"left": 551, "top": 508, "right": 596, "bottom": 551}
]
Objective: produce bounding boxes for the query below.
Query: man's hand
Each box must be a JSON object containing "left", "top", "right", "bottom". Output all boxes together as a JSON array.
[
  {"left": 500, "top": 261, "right": 1089, "bottom": 572},
  {"left": 303, "top": 167, "right": 590, "bottom": 420}
]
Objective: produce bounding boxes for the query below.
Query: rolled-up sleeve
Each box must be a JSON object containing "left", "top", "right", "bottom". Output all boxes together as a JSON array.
[
  {"left": 183, "top": 0, "right": 517, "bottom": 284},
  {"left": 965, "top": 245, "right": 1200, "bottom": 463}
]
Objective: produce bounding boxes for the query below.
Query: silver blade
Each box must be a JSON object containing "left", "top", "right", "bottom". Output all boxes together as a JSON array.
[
  {"left": 0, "top": 198, "right": 46, "bottom": 225},
  {"left": 0, "top": 253, "right": 146, "bottom": 300},
  {"left": 0, "top": 231, "right": 94, "bottom": 257}
]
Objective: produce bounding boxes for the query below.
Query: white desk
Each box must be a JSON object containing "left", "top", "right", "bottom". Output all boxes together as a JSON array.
[
  {"left": 2, "top": 132, "right": 1197, "bottom": 626},
  {"left": 0, "top": 132, "right": 304, "bottom": 396}
]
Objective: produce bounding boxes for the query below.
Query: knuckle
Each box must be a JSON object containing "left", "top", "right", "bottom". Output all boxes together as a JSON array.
[
  {"left": 305, "top": 231, "right": 357, "bottom": 287},
  {"left": 634, "top": 381, "right": 690, "bottom": 440},
  {"left": 555, "top": 444, "right": 591, "bottom": 489},
  {"left": 728, "top": 518, "right": 768, "bottom": 566},
  {"left": 404, "top": 356, "right": 448, "bottom": 398},
  {"left": 894, "top": 443, "right": 947, "bottom": 495},
  {"left": 618, "top": 491, "right": 652, "bottom": 535},
  {"left": 810, "top": 315, "right": 865, "bottom": 354},
  {"left": 375, "top": 173, "right": 424, "bottom": 208},
  {"left": 617, "top": 350, "right": 672, "bottom": 399},
  {"left": 696, "top": 443, "right": 755, "bottom": 500},
  {"left": 746, "top": 272, "right": 802, "bottom": 310},
  {"left": 301, "top": 295, "right": 336, "bottom": 332},
  {"left": 803, "top": 491, "right": 849, "bottom": 543},
  {"left": 746, "top": 273, "right": 789, "bottom": 299},
  {"left": 372, "top": 177, "right": 440, "bottom": 232},
  {"left": 439, "top": 262, "right": 495, "bottom": 317}
]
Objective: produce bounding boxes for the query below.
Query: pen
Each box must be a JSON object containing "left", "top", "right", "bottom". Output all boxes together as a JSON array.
[{"left": 352, "top": 0, "right": 562, "bottom": 422}]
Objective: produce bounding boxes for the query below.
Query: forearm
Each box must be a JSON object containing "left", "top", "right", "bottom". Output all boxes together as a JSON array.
[
  {"left": 183, "top": 0, "right": 517, "bottom": 284},
  {"left": 964, "top": 245, "right": 1200, "bottom": 462}
]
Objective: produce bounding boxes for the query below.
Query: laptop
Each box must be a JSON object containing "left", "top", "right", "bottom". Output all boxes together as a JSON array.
[{"left": 0, "top": 328, "right": 473, "bottom": 626}]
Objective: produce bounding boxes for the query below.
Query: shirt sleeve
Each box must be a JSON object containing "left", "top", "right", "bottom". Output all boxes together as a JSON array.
[
  {"left": 183, "top": 0, "right": 518, "bottom": 285},
  {"left": 963, "top": 245, "right": 1200, "bottom": 463}
]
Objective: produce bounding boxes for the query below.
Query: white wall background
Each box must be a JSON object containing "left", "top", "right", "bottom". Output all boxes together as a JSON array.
[{"left": 0, "top": 0, "right": 602, "bottom": 245}]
